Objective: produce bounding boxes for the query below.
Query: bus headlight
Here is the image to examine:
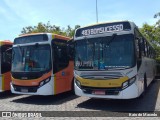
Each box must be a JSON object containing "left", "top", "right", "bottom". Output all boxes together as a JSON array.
[
  {"left": 75, "top": 79, "right": 81, "bottom": 88},
  {"left": 45, "top": 78, "right": 50, "bottom": 83},
  {"left": 40, "top": 81, "right": 44, "bottom": 87},
  {"left": 129, "top": 77, "right": 136, "bottom": 84},
  {"left": 122, "top": 81, "right": 128, "bottom": 89},
  {"left": 122, "top": 76, "right": 136, "bottom": 89},
  {"left": 39, "top": 77, "right": 51, "bottom": 87}
]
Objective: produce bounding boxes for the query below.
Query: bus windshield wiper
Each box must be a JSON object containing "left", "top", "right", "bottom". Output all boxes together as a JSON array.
[
  {"left": 17, "top": 45, "right": 23, "bottom": 56},
  {"left": 12, "top": 49, "right": 15, "bottom": 62},
  {"left": 107, "top": 33, "right": 117, "bottom": 45}
]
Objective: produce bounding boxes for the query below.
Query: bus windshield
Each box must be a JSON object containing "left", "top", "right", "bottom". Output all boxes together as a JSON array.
[
  {"left": 12, "top": 44, "right": 51, "bottom": 72},
  {"left": 75, "top": 34, "right": 135, "bottom": 70}
]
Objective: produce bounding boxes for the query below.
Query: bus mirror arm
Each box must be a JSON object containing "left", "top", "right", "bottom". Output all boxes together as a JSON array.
[
  {"left": 5, "top": 48, "right": 12, "bottom": 52},
  {"left": 67, "top": 40, "right": 75, "bottom": 60}
]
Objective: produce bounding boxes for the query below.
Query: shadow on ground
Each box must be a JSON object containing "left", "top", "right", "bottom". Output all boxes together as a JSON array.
[
  {"left": 0, "top": 91, "right": 20, "bottom": 99},
  {"left": 77, "top": 79, "right": 160, "bottom": 112},
  {"left": 11, "top": 91, "right": 78, "bottom": 105}
]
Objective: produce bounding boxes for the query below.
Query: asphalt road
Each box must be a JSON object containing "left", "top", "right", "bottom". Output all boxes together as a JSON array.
[{"left": 0, "top": 79, "right": 160, "bottom": 119}]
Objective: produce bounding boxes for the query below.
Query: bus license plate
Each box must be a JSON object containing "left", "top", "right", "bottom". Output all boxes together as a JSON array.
[
  {"left": 92, "top": 90, "right": 105, "bottom": 95},
  {"left": 21, "top": 88, "right": 28, "bottom": 93}
]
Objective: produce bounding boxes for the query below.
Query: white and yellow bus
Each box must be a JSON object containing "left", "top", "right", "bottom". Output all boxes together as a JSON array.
[
  {"left": 11, "top": 33, "right": 74, "bottom": 95},
  {"left": 0, "top": 40, "right": 12, "bottom": 92},
  {"left": 74, "top": 21, "right": 156, "bottom": 99}
]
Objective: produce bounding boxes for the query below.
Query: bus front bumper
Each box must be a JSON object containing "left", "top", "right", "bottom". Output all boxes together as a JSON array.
[
  {"left": 10, "top": 80, "right": 53, "bottom": 96},
  {"left": 74, "top": 82, "right": 139, "bottom": 99}
]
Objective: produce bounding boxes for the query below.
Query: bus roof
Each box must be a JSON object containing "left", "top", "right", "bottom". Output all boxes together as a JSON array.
[
  {"left": 53, "top": 34, "right": 71, "bottom": 41},
  {"left": 18, "top": 33, "right": 71, "bottom": 40},
  {"left": 19, "top": 32, "right": 45, "bottom": 37},
  {"left": 77, "top": 20, "right": 135, "bottom": 29},
  {"left": 0, "top": 40, "right": 12, "bottom": 46}
]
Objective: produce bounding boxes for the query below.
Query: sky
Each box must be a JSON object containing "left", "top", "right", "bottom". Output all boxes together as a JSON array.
[{"left": 0, "top": 0, "right": 160, "bottom": 41}]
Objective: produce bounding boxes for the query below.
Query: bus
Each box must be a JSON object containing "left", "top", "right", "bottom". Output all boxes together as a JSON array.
[
  {"left": 74, "top": 21, "right": 156, "bottom": 99},
  {"left": 0, "top": 40, "right": 12, "bottom": 92},
  {"left": 10, "top": 33, "right": 74, "bottom": 95}
]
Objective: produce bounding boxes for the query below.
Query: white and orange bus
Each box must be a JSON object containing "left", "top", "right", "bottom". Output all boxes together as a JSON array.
[
  {"left": 0, "top": 40, "right": 12, "bottom": 92},
  {"left": 10, "top": 33, "right": 74, "bottom": 95}
]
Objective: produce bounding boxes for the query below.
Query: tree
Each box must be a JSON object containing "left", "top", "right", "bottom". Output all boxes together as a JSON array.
[
  {"left": 21, "top": 21, "right": 80, "bottom": 38},
  {"left": 140, "top": 12, "right": 160, "bottom": 59},
  {"left": 65, "top": 25, "right": 81, "bottom": 37},
  {"left": 154, "top": 12, "right": 160, "bottom": 28}
]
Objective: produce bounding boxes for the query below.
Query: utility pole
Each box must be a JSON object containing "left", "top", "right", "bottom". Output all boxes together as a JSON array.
[{"left": 96, "top": 0, "right": 98, "bottom": 23}]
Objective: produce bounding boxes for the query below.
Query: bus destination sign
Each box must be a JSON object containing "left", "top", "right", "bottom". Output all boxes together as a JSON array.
[
  {"left": 75, "top": 21, "right": 131, "bottom": 37},
  {"left": 14, "top": 34, "right": 48, "bottom": 44}
]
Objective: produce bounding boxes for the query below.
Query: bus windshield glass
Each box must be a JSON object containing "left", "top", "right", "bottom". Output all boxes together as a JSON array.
[
  {"left": 12, "top": 44, "right": 51, "bottom": 72},
  {"left": 75, "top": 34, "right": 135, "bottom": 70}
]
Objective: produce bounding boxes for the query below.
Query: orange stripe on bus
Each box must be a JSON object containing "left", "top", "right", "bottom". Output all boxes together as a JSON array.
[
  {"left": 0, "top": 41, "right": 12, "bottom": 46},
  {"left": 12, "top": 71, "right": 52, "bottom": 86},
  {"left": 53, "top": 34, "right": 71, "bottom": 41},
  {"left": 19, "top": 33, "right": 45, "bottom": 37},
  {"left": 54, "top": 61, "right": 74, "bottom": 94},
  {"left": 3, "top": 72, "right": 11, "bottom": 91}
]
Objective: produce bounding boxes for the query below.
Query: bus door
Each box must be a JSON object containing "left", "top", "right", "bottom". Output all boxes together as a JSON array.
[
  {"left": 0, "top": 45, "right": 12, "bottom": 91},
  {"left": 52, "top": 40, "right": 70, "bottom": 94}
]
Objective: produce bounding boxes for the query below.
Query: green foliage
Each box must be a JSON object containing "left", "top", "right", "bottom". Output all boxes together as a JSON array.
[
  {"left": 140, "top": 23, "right": 154, "bottom": 40},
  {"left": 140, "top": 12, "right": 160, "bottom": 58},
  {"left": 21, "top": 21, "right": 80, "bottom": 38},
  {"left": 154, "top": 12, "right": 160, "bottom": 28}
]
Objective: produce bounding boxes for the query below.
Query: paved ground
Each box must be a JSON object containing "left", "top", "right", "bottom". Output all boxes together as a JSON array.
[{"left": 0, "top": 79, "right": 160, "bottom": 119}]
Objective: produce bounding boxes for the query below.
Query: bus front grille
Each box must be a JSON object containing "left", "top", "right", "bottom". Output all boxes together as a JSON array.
[
  {"left": 13, "top": 84, "right": 38, "bottom": 93},
  {"left": 81, "top": 86, "right": 121, "bottom": 95}
]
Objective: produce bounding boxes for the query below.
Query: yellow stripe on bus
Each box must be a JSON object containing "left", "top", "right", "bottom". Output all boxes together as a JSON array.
[
  {"left": 54, "top": 75, "right": 56, "bottom": 94},
  {"left": 52, "top": 34, "right": 55, "bottom": 39},
  {"left": 0, "top": 42, "right": 3, "bottom": 46},
  {"left": 76, "top": 76, "right": 129, "bottom": 88}
]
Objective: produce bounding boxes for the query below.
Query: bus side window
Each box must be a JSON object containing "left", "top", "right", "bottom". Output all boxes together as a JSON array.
[
  {"left": 149, "top": 46, "right": 152, "bottom": 58},
  {"left": 135, "top": 29, "right": 141, "bottom": 59},
  {"left": 145, "top": 42, "right": 148, "bottom": 57},
  {"left": 1, "top": 45, "right": 12, "bottom": 74},
  {"left": 135, "top": 29, "right": 146, "bottom": 59},
  {"left": 147, "top": 43, "right": 150, "bottom": 57},
  {"left": 140, "top": 38, "right": 145, "bottom": 57},
  {"left": 135, "top": 28, "right": 143, "bottom": 69},
  {"left": 135, "top": 38, "right": 139, "bottom": 58}
]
